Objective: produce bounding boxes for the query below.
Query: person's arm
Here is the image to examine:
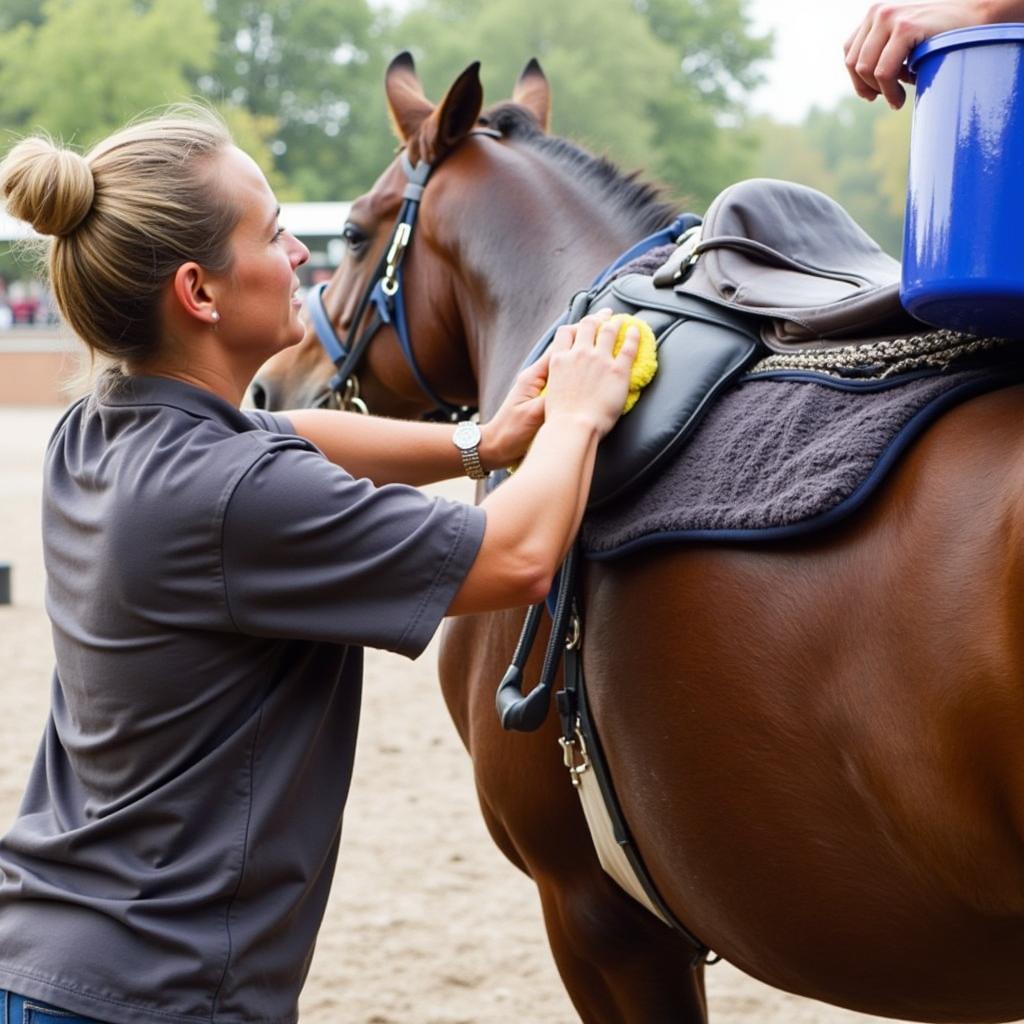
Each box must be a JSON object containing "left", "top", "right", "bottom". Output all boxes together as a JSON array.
[
  {"left": 844, "top": 0, "right": 1024, "bottom": 108},
  {"left": 448, "top": 313, "right": 638, "bottom": 615},
  {"left": 284, "top": 349, "right": 553, "bottom": 486}
]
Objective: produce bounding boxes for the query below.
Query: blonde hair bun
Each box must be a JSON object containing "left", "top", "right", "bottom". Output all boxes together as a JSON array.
[{"left": 0, "top": 136, "right": 95, "bottom": 237}]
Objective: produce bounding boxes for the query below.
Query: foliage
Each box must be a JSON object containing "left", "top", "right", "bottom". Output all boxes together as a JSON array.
[
  {"left": 0, "top": 0, "right": 912, "bottom": 258},
  {"left": 0, "top": 0, "right": 217, "bottom": 147},
  {"left": 389, "top": 0, "right": 772, "bottom": 208},
  {"left": 747, "top": 99, "right": 912, "bottom": 256},
  {"left": 199, "top": 0, "right": 395, "bottom": 200}
]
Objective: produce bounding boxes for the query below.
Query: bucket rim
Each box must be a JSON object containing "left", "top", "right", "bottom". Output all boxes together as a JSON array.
[{"left": 909, "top": 23, "right": 1024, "bottom": 71}]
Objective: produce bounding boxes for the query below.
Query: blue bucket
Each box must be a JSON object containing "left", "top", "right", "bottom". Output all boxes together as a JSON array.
[{"left": 901, "top": 24, "right": 1024, "bottom": 337}]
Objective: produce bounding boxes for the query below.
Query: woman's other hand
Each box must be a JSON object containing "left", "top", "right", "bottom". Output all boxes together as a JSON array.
[
  {"left": 844, "top": 1, "right": 1005, "bottom": 109},
  {"left": 479, "top": 349, "right": 551, "bottom": 469},
  {"left": 543, "top": 310, "right": 638, "bottom": 438}
]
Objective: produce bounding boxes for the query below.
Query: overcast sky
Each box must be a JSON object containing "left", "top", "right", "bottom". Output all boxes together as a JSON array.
[{"left": 745, "top": 0, "right": 884, "bottom": 120}]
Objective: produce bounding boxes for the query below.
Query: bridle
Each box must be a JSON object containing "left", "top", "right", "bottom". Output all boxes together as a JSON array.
[{"left": 306, "top": 128, "right": 503, "bottom": 422}]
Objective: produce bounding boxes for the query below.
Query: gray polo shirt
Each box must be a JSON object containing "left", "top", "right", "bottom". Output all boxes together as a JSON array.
[{"left": 0, "top": 374, "right": 485, "bottom": 1024}]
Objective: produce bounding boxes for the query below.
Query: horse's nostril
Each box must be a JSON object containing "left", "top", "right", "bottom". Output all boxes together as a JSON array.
[{"left": 250, "top": 381, "right": 269, "bottom": 409}]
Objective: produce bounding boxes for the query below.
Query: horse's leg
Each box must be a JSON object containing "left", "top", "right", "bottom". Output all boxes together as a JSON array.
[
  {"left": 533, "top": 869, "right": 709, "bottom": 1024},
  {"left": 441, "top": 611, "right": 709, "bottom": 1024}
]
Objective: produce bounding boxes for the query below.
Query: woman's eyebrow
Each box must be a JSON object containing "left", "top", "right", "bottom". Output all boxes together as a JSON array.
[{"left": 266, "top": 205, "right": 281, "bottom": 233}]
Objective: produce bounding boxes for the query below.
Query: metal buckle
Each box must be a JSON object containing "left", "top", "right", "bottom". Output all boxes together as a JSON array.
[
  {"left": 565, "top": 612, "right": 581, "bottom": 651},
  {"left": 341, "top": 376, "right": 369, "bottom": 415},
  {"left": 652, "top": 224, "right": 703, "bottom": 287},
  {"left": 381, "top": 222, "right": 412, "bottom": 296},
  {"left": 558, "top": 725, "right": 590, "bottom": 787}
]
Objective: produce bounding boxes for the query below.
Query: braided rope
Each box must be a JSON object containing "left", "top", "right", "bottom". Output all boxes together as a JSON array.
[{"left": 749, "top": 329, "right": 1014, "bottom": 380}]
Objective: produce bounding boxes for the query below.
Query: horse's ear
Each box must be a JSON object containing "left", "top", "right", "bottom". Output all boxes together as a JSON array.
[
  {"left": 512, "top": 58, "right": 550, "bottom": 132},
  {"left": 418, "top": 61, "right": 483, "bottom": 164},
  {"left": 386, "top": 51, "right": 435, "bottom": 143}
]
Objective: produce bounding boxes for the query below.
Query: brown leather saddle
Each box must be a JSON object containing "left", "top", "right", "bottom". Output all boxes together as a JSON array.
[{"left": 580, "top": 178, "right": 929, "bottom": 509}]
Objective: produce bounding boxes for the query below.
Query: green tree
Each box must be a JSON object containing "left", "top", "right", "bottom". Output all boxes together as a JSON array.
[
  {"left": 747, "top": 115, "right": 837, "bottom": 195},
  {"left": 390, "top": 0, "right": 771, "bottom": 208},
  {"left": 200, "top": 0, "right": 394, "bottom": 200},
  {"left": 803, "top": 97, "right": 908, "bottom": 255},
  {"left": 0, "top": 0, "right": 44, "bottom": 32},
  {"left": 871, "top": 100, "right": 912, "bottom": 225},
  {"left": 746, "top": 98, "right": 911, "bottom": 257},
  {"left": 0, "top": 0, "right": 217, "bottom": 147}
]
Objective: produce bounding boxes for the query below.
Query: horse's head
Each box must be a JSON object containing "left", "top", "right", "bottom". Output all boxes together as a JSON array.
[{"left": 252, "top": 54, "right": 552, "bottom": 417}]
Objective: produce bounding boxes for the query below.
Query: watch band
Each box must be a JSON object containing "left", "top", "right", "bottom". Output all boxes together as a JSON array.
[{"left": 459, "top": 444, "right": 486, "bottom": 480}]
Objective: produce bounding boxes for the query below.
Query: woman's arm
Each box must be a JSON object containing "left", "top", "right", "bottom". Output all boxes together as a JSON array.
[
  {"left": 284, "top": 350, "right": 552, "bottom": 486},
  {"left": 844, "top": 0, "right": 1024, "bottom": 108},
  {"left": 447, "top": 314, "right": 638, "bottom": 615}
]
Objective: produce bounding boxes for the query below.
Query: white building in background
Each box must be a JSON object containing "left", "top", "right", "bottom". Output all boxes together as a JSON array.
[{"left": 1, "top": 201, "right": 352, "bottom": 271}]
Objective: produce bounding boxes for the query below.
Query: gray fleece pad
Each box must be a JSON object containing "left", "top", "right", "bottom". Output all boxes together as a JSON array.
[{"left": 581, "top": 366, "right": 1024, "bottom": 557}]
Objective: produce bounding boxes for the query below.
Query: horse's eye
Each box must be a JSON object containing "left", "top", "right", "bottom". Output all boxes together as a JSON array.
[{"left": 342, "top": 223, "right": 368, "bottom": 252}]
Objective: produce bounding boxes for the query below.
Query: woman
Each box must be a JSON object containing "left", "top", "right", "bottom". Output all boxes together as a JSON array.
[{"left": 0, "top": 108, "right": 638, "bottom": 1024}]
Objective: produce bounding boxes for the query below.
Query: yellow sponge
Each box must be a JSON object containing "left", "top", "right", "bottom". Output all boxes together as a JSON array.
[{"left": 609, "top": 314, "right": 658, "bottom": 414}]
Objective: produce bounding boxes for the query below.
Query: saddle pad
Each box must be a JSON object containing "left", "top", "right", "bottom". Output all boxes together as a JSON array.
[{"left": 581, "top": 365, "right": 1024, "bottom": 558}]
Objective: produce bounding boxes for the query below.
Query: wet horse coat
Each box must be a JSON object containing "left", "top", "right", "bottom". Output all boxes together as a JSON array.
[{"left": 255, "top": 58, "right": 1024, "bottom": 1024}]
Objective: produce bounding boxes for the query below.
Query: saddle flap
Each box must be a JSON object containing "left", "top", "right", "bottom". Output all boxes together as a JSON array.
[{"left": 586, "top": 274, "right": 762, "bottom": 509}]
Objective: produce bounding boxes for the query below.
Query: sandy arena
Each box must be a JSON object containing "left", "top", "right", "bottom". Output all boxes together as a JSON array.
[{"left": 0, "top": 405, "right": 899, "bottom": 1023}]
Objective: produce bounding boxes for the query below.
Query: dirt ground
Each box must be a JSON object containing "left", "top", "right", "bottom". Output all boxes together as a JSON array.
[{"left": 0, "top": 405, "right": 903, "bottom": 1023}]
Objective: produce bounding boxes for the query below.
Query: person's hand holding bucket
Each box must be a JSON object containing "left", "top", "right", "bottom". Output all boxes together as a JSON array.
[{"left": 844, "top": 0, "right": 1024, "bottom": 109}]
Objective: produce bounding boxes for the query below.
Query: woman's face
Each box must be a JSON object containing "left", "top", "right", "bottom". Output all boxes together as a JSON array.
[{"left": 209, "top": 146, "right": 310, "bottom": 360}]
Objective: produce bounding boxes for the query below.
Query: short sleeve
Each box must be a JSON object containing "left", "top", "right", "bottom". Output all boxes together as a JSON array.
[
  {"left": 246, "top": 410, "right": 294, "bottom": 434},
  {"left": 221, "top": 447, "right": 485, "bottom": 657}
]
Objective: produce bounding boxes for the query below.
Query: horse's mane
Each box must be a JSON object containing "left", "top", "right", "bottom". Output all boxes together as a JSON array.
[{"left": 481, "top": 102, "right": 677, "bottom": 237}]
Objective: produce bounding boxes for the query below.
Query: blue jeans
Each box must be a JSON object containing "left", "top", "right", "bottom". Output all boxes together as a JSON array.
[{"left": 1, "top": 990, "right": 110, "bottom": 1024}]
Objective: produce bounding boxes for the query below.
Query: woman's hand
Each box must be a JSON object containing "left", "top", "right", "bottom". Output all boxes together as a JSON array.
[
  {"left": 480, "top": 307, "right": 638, "bottom": 466},
  {"left": 844, "top": 1, "right": 1009, "bottom": 109},
  {"left": 543, "top": 310, "right": 638, "bottom": 438},
  {"left": 478, "top": 349, "right": 551, "bottom": 469}
]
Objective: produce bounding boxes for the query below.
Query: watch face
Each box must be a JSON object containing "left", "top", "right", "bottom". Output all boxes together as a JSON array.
[{"left": 453, "top": 421, "right": 481, "bottom": 450}]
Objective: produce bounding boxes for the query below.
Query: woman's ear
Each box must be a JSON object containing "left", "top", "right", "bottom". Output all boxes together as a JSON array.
[{"left": 171, "top": 262, "right": 219, "bottom": 327}]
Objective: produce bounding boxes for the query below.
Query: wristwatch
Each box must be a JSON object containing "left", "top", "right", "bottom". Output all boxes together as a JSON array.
[{"left": 452, "top": 420, "right": 487, "bottom": 480}]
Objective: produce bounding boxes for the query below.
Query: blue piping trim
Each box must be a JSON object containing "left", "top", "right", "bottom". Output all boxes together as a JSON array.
[
  {"left": 589, "top": 213, "right": 702, "bottom": 291},
  {"left": 517, "top": 213, "right": 703, "bottom": 373},
  {"left": 307, "top": 281, "right": 346, "bottom": 363},
  {"left": 583, "top": 370, "right": 1024, "bottom": 560}
]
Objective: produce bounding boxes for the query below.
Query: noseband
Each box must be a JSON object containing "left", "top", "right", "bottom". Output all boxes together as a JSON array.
[{"left": 306, "top": 129, "right": 502, "bottom": 421}]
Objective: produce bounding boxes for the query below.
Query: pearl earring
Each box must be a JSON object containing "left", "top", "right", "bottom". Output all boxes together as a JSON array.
[{"left": 211, "top": 310, "right": 220, "bottom": 322}]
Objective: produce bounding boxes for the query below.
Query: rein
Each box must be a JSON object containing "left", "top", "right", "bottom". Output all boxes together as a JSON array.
[{"left": 307, "top": 129, "right": 502, "bottom": 422}]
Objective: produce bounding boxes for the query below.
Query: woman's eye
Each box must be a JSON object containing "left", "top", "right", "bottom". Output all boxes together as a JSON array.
[
  {"left": 342, "top": 223, "right": 368, "bottom": 250},
  {"left": 272, "top": 225, "right": 286, "bottom": 242}
]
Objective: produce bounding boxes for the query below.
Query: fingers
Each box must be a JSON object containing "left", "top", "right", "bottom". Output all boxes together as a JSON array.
[
  {"left": 875, "top": 32, "right": 912, "bottom": 107},
  {"left": 844, "top": 15, "right": 879, "bottom": 100},
  {"left": 847, "top": 7, "right": 891, "bottom": 100},
  {"left": 522, "top": 347, "right": 552, "bottom": 384},
  {"left": 570, "top": 308, "right": 613, "bottom": 350},
  {"left": 549, "top": 308, "right": 612, "bottom": 355},
  {"left": 593, "top": 316, "right": 620, "bottom": 356},
  {"left": 614, "top": 325, "right": 640, "bottom": 367},
  {"left": 550, "top": 323, "right": 575, "bottom": 354}
]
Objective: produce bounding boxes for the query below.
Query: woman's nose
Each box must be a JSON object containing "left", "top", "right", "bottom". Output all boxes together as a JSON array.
[{"left": 291, "top": 235, "right": 310, "bottom": 268}]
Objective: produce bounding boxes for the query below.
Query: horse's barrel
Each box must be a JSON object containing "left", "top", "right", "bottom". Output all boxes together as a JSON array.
[{"left": 901, "top": 24, "right": 1024, "bottom": 337}]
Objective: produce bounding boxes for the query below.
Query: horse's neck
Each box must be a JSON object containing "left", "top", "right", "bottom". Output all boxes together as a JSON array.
[{"left": 461, "top": 187, "right": 658, "bottom": 417}]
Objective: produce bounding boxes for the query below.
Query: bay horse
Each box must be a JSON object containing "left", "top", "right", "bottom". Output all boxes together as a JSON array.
[{"left": 253, "top": 56, "right": 1024, "bottom": 1023}]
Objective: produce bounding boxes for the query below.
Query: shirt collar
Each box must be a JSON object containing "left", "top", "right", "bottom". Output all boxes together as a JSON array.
[{"left": 99, "top": 373, "right": 252, "bottom": 426}]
